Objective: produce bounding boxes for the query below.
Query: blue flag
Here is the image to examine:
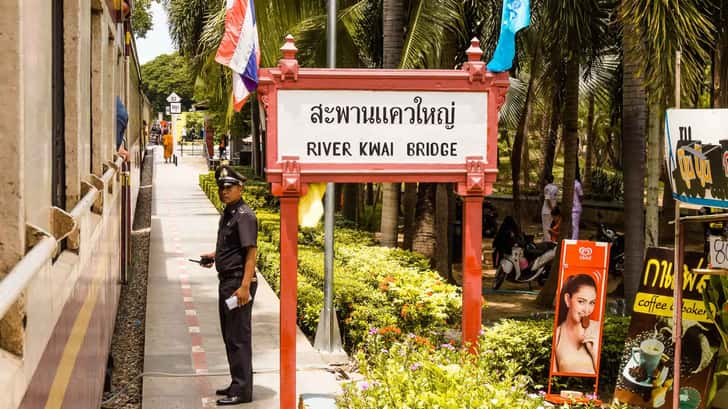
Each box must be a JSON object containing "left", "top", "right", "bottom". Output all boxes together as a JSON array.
[{"left": 487, "top": 0, "right": 531, "bottom": 72}]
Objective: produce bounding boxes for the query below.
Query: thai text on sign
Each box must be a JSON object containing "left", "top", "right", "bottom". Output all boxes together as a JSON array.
[{"left": 277, "top": 90, "right": 488, "bottom": 164}]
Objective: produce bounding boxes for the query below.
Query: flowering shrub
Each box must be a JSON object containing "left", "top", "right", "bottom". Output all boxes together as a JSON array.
[
  {"left": 340, "top": 322, "right": 630, "bottom": 409},
  {"left": 338, "top": 331, "right": 546, "bottom": 409},
  {"left": 199, "top": 173, "right": 462, "bottom": 350}
]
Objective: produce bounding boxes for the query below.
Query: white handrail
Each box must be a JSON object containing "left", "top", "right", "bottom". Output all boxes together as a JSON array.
[
  {"left": 0, "top": 159, "right": 115, "bottom": 321},
  {"left": 0, "top": 237, "right": 56, "bottom": 319},
  {"left": 70, "top": 187, "right": 99, "bottom": 219}
]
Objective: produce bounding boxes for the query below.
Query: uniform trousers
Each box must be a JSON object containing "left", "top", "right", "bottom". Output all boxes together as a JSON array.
[{"left": 218, "top": 277, "right": 258, "bottom": 400}]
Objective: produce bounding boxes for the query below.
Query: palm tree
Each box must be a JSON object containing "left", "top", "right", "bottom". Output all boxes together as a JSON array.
[
  {"left": 619, "top": 0, "right": 714, "bottom": 309},
  {"left": 379, "top": 0, "right": 406, "bottom": 248},
  {"left": 536, "top": 0, "right": 610, "bottom": 307}
]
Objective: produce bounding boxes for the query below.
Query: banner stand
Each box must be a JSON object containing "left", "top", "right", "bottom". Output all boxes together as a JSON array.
[{"left": 545, "top": 240, "right": 611, "bottom": 406}]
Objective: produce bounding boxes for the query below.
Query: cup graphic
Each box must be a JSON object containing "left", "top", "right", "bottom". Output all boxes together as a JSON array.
[{"left": 632, "top": 338, "right": 664, "bottom": 378}]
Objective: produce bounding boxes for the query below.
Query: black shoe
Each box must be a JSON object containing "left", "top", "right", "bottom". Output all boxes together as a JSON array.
[
  {"left": 216, "top": 396, "right": 251, "bottom": 405},
  {"left": 215, "top": 386, "right": 230, "bottom": 396}
]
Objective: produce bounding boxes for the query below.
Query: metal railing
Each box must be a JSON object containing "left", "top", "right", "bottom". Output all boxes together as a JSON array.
[{"left": 0, "top": 157, "right": 122, "bottom": 321}]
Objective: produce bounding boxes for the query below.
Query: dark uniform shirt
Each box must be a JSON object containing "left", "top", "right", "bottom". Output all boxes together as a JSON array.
[{"left": 215, "top": 199, "right": 257, "bottom": 279}]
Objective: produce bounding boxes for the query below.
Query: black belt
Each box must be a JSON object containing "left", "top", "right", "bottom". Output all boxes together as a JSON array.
[{"left": 219, "top": 272, "right": 257, "bottom": 282}]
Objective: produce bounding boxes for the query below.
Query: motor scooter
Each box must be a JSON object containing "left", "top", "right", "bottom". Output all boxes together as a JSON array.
[
  {"left": 591, "top": 223, "right": 625, "bottom": 278},
  {"left": 492, "top": 217, "right": 557, "bottom": 290}
]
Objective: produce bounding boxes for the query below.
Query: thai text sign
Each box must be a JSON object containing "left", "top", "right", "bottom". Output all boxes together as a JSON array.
[
  {"left": 277, "top": 90, "right": 488, "bottom": 164},
  {"left": 613, "top": 248, "right": 719, "bottom": 409},
  {"left": 665, "top": 109, "right": 728, "bottom": 208}
]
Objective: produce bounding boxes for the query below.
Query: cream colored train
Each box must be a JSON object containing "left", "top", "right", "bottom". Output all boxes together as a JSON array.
[{"left": 0, "top": 1, "right": 151, "bottom": 408}]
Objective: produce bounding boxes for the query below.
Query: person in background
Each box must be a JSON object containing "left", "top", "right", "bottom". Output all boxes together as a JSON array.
[
  {"left": 549, "top": 206, "right": 562, "bottom": 243},
  {"left": 115, "top": 96, "right": 130, "bottom": 162},
  {"left": 219, "top": 136, "right": 227, "bottom": 160},
  {"left": 542, "top": 174, "right": 558, "bottom": 241},
  {"left": 200, "top": 166, "right": 258, "bottom": 405},
  {"left": 162, "top": 129, "right": 173, "bottom": 163},
  {"left": 572, "top": 172, "right": 584, "bottom": 240}
]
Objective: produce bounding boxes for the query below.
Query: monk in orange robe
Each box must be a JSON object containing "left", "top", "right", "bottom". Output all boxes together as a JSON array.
[{"left": 162, "top": 130, "right": 173, "bottom": 163}]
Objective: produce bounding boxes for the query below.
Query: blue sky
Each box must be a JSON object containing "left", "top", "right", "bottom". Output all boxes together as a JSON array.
[{"left": 136, "top": 2, "right": 175, "bottom": 64}]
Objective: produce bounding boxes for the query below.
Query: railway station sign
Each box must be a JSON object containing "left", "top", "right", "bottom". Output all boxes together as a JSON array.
[
  {"left": 166, "top": 92, "right": 181, "bottom": 103},
  {"left": 277, "top": 90, "right": 487, "bottom": 164},
  {"left": 258, "top": 36, "right": 509, "bottom": 187},
  {"left": 256, "top": 35, "right": 510, "bottom": 409}
]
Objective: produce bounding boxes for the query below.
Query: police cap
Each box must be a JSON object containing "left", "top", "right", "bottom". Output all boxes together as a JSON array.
[{"left": 215, "top": 165, "right": 246, "bottom": 187}]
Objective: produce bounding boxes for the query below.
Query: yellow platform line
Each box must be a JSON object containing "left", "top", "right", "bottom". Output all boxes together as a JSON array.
[{"left": 44, "top": 270, "right": 104, "bottom": 409}]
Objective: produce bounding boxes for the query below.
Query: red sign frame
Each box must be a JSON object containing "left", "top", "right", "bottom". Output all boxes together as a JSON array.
[{"left": 257, "top": 36, "right": 509, "bottom": 409}]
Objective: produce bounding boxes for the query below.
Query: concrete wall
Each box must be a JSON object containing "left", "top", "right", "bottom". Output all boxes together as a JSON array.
[{"left": 22, "top": 0, "right": 52, "bottom": 231}]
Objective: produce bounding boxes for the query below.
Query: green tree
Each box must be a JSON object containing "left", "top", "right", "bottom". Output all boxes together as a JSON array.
[
  {"left": 132, "top": 0, "right": 156, "bottom": 39},
  {"left": 140, "top": 53, "right": 196, "bottom": 115}
]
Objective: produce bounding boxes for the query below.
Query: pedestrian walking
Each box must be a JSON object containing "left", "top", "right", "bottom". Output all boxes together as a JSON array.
[
  {"left": 572, "top": 172, "right": 584, "bottom": 240},
  {"left": 162, "top": 129, "right": 173, "bottom": 163},
  {"left": 542, "top": 174, "right": 558, "bottom": 241},
  {"left": 200, "top": 166, "right": 258, "bottom": 405}
]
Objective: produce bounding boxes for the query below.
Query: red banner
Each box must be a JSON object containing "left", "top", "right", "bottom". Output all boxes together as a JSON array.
[{"left": 547, "top": 240, "right": 610, "bottom": 402}]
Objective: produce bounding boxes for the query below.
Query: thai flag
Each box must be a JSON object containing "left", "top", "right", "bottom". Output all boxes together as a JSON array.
[{"left": 215, "top": 0, "right": 260, "bottom": 111}]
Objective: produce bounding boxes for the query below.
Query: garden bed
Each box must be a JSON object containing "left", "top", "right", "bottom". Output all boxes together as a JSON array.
[{"left": 199, "top": 170, "right": 631, "bottom": 407}]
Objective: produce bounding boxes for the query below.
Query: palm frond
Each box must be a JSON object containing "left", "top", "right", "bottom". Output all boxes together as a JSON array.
[
  {"left": 500, "top": 77, "right": 528, "bottom": 130},
  {"left": 399, "top": 0, "right": 466, "bottom": 69}
]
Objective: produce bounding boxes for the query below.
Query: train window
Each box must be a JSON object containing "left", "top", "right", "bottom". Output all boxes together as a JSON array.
[{"left": 52, "top": 0, "right": 66, "bottom": 209}]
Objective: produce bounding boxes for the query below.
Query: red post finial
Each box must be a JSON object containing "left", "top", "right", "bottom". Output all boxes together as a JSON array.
[
  {"left": 280, "top": 34, "right": 298, "bottom": 60},
  {"left": 462, "top": 38, "right": 486, "bottom": 82},
  {"left": 466, "top": 37, "right": 483, "bottom": 62},
  {"left": 278, "top": 35, "right": 300, "bottom": 81}
]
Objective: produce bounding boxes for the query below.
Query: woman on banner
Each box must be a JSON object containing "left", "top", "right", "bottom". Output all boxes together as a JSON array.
[
  {"left": 162, "top": 129, "right": 173, "bottom": 163},
  {"left": 553, "top": 273, "right": 600, "bottom": 374}
]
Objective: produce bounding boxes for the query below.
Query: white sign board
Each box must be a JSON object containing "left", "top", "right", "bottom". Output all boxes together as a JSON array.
[
  {"left": 165, "top": 106, "right": 170, "bottom": 115},
  {"left": 665, "top": 109, "right": 728, "bottom": 208},
  {"left": 166, "top": 92, "right": 181, "bottom": 103},
  {"left": 709, "top": 235, "right": 728, "bottom": 269},
  {"left": 170, "top": 102, "right": 181, "bottom": 114},
  {"left": 276, "top": 90, "right": 488, "bottom": 164}
]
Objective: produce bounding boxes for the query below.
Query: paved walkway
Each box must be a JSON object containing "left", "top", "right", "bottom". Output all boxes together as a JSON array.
[{"left": 142, "top": 147, "right": 340, "bottom": 408}]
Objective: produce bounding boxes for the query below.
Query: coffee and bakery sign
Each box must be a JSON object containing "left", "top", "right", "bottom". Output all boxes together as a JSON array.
[{"left": 613, "top": 247, "right": 719, "bottom": 409}]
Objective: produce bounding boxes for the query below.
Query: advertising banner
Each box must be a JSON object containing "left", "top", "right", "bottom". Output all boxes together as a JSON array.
[
  {"left": 665, "top": 109, "right": 728, "bottom": 208},
  {"left": 549, "top": 240, "right": 610, "bottom": 379},
  {"left": 613, "top": 248, "right": 719, "bottom": 409}
]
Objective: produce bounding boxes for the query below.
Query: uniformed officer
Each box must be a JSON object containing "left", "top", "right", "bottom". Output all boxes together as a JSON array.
[{"left": 200, "top": 165, "right": 258, "bottom": 405}]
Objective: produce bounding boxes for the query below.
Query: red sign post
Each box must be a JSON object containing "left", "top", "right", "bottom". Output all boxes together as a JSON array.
[{"left": 257, "top": 35, "right": 509, "bottom": 408}]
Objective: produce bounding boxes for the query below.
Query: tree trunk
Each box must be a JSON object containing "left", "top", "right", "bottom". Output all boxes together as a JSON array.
[
  {"left": 342, "top": 183, "right": 359, "bottom": 222},
  {"left": 379, "top": 0, "right": 406, "bottom": 247},
  {"left": 511, "top": 55, "right": 537, "bottom": 225},
  {"left": 645, "top": 103, "right": 661, "bottom": 248},
  {"left": 412, "top": 183, "right": 436, "bottom": 259},
  {"left": 366, "top": 183, "right": 374, "bottom": 205},
  {"left": 537, "top": 55, "right": 579, "bottom": 307},
  {"left": 380, "top": 184, "right": 400, "bottom": 247},
  {"left": 621, "top": 21, "right": 647, "bottom": 313},
  {"left": 522, "top": 128, "right": 530, "bottom": 195},
  {"left": 402, "top": 183, "right": 417, "bottom": 250},
  {"left": 540, "top": 83, "right": 562, "bottom": 189},
  {"left": 251, "top": 96, "right": 262, "bottom": 176},
  {"left": 717, "top": 6, "right": 728, "bottom": 108},
  {"left": 583, "top": 94, "right": 596, "bottom": 194},
  {"left": 434, "top": 184, "right": 450, "bottom": 278}
]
